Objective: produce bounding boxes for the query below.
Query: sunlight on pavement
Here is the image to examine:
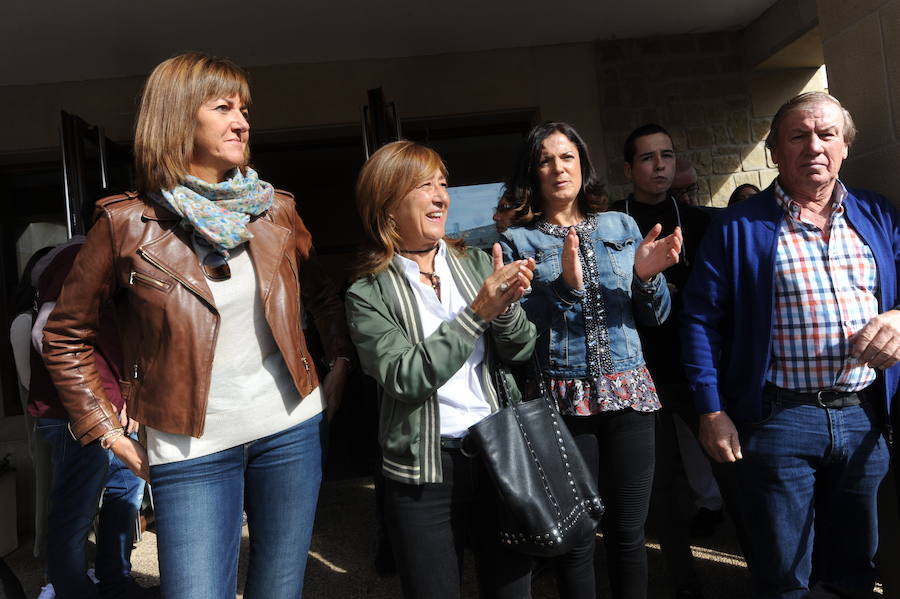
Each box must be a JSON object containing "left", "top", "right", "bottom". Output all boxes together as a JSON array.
[{"left": 308, "top": 550, "right": 348, "bottom": 574}]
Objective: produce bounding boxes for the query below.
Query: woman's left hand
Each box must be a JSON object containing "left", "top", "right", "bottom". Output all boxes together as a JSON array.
[
  {"left": 118, "top": 405, "right": 140, "bottom": 435},
  {"left": 322, "top": 358, "right": 349, "bottom": 421},
  {"left": 470, "top": 244, "right": 536, "bottom": 322},
  {"left": 634, "top": 224, "right": 682, "bottom": 282}
]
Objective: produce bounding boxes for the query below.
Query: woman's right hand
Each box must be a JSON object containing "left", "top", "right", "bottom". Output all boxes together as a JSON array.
[
  {"left": 471, "top": 244, "right": 536, "bottom": 322},
  {"left": 561, "top": 227, "right": 583, "bottom": 291},
  {"left": 111, "top": 435, "right": 151, "bottom": 482}
]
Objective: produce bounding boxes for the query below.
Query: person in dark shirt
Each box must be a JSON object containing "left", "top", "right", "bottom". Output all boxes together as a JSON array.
[
  {"left": 611, "top": 124, "right": 714, "bottom": 599},
  {"left": 611, "top": 125, "right": 711, "bottom": 382}
]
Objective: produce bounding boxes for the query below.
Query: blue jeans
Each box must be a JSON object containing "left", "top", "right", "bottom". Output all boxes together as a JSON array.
[
  {"left": 736, "top": 398, "right": 889, "bottom": 599},
  {"left": 37, "top": 418, "right": 146, "bottom": 599},
  {"left": 150, "top": 413, "right": 325, "bottom": 599}
]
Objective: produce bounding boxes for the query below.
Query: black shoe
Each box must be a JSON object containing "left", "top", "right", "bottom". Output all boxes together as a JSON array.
[
  {"left": 675, "top": 583, "right": 704, "bottom": 599},
  {"left": 128, "top": 582, "right": 161, "bottom": 599},
  {"left": 689, "top": 507, "right": 723, "bottom": 538},
  {"left": 373, "top": 531, "right": 397, "bottom": 577}
]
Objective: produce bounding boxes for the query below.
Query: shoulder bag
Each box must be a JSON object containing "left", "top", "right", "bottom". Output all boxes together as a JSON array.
[{"left": 465, "top": 359, "right": 604, "bottom": 557}]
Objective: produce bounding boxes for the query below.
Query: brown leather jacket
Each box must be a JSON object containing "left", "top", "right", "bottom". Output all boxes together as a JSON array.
[{"left": 43, "top": 190, "right": 352, "bottom": 444}]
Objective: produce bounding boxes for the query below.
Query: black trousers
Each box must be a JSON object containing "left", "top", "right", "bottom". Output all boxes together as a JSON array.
[
  {"left": 565, "top": 408, "right": 656, "bottom": 599},
  {"left": 384, "top": 449, "right": 532, "bottom": 598},
  {"left": 648, "top": 406, "right": 701, "bottom": 592},
  {"left": 384, "top": 448, "right": 596, "bottom": 599}
]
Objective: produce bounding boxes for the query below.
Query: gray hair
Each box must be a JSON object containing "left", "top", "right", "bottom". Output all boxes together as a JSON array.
[{"left": 765, "top": 91, "right": 856, "bottom": 150}]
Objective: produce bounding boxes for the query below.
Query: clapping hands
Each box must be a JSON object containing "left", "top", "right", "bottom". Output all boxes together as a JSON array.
[
  {"left": 634, "top": 224, "right": 682, "bottom": 282},
  {"left": 470, "top": 244, "right": 536, "bottom": 321}
]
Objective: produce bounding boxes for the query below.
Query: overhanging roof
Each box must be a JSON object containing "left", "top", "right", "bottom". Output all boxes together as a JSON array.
[{"left": 4, "top": 0, "right": 777, "bottom": 86}]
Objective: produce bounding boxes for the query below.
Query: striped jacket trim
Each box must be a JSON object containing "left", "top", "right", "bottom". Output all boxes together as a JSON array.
[{"left": 379, "top": 249, "right": 494, "bottom": 484}]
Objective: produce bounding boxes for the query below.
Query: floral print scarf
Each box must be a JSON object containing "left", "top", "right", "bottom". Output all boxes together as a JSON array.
[{"left": 155, "top": 167, "right": 274, "bottom": 256}]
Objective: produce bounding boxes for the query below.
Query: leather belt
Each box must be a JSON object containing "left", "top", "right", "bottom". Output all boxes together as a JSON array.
[
  {"left": 440, "top": 436, "right": 476, "bottom": 457},
  {"left": 764, "top": 384, "right": 866, "bottom": 409},
  {"left": 440, "top": 436, "right": 466, "bottom": 450}
]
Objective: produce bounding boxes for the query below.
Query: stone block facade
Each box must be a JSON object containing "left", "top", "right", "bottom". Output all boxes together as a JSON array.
[
  {"left": 819, "top": 0, "right": 900, "bottom": 202},
  {"left": 594, "top": 33, "right": 823, "bottom": 206}
]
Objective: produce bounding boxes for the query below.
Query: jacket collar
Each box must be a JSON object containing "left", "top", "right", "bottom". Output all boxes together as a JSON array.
[
  {"left": 140, "top": 193, "right": 180, "bottom": 222},
  {"left": 138, "top": 193, "right": 286, "bottom": 308},
  {"left": 246, "top": 213, "right": 292, "bottom": 305}
]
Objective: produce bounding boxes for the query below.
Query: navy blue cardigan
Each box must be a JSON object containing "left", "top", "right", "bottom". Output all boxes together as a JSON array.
[{"left": 681, "top": 183, "right": 900, "bottom": 423}]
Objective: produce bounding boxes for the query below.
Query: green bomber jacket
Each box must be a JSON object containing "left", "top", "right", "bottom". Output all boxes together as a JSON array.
[{"left": 346, "top": 245, "right": 536, "bottom": 485}]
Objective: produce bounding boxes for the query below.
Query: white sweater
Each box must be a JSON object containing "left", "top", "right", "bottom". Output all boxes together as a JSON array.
[{"left": 147, "top": 245, "right": 323, "bottom": 466}]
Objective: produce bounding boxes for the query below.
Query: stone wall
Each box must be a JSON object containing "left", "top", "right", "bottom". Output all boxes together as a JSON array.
[
  {"left": 816, "top": 2, "right": 900, "bottom": 592},
  {"left": 817, "top": 0, "right": 900, "bottom": 203},
  {"left": 594, "top": 33, "right": 823, "bottom": 205}
]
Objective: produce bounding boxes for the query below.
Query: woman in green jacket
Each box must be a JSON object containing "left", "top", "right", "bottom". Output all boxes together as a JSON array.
[{"left": 346, "top": 140, "right": 537, "bottom": 598}]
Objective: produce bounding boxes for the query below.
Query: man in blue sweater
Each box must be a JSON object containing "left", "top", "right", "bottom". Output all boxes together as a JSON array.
[{"left": 682, "top": 91, "right": 899, "bottom": 598}]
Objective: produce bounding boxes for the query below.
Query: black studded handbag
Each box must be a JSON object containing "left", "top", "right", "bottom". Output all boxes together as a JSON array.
[{"left": 465, "top": 358, "right": 604, "bottom": 557}]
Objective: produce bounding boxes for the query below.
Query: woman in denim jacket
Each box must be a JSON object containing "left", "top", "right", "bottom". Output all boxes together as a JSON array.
[{"left": 499, "top": 122, "right": 682, "bottom": 599}]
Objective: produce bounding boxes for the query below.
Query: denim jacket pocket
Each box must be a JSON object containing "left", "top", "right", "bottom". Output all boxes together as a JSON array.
[
  {"left": 527, "top": 247, "right": 561, "bottom": 283},
  {"left": 601, "top": 237, "right": 636, "bottom": 279}
]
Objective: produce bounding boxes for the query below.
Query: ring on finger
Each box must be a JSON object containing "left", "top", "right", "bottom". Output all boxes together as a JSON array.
[{"left": 499, "top": 282, "right": 509, "bottom": 292}]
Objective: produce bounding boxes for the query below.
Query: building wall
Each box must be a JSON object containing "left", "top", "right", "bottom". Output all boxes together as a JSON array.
[
  {"left": 818, "top": 0, "right": 900, "bottom": 203},
  {"left": 0, "top": 43, "right": 604, "bottom": 169},
  {"left": 595, "top": 32, "right": 826, "bottom": 205},
  {"left": 1, "top": 33, "right": 833, "bottom": 206},
  {"left": 816, "top": 2, "right": 900, "bottom": 592},
  {"left": 0, "top": 35, "right": 833, "bottom": 209}
]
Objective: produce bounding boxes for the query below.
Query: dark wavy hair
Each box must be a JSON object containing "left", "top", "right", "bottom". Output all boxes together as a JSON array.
[{"left": 502, "top": 122, "right": 607, "bottom": 226}]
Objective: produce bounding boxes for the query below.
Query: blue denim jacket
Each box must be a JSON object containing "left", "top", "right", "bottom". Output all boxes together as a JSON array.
[{"left": 500, "top": 211, "right": 670, "bottom": 378}]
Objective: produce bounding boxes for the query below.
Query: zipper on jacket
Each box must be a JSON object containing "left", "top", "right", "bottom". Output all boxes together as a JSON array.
[
  {"left": 137, "top": 249, "right": 208, "bottom": 303},
  {"left": 137, "top": 247, "right": 219, "bottom": 438},
  {"left": 284, "top": 255, "right": 313, "bottom": 390},
  {"left": 133, "top": 363, "right": 140, "bottom": 380},
  {"left": 129, "top": 270, "right": 167, "bottom": 289},
  {"left": 301, "top": 355, "right": 313, "bottom": 387}
]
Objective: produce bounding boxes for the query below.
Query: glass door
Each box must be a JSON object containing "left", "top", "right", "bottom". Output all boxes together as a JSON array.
[{"left": 60, "top": 110, "right": 133, "bottom": 236}]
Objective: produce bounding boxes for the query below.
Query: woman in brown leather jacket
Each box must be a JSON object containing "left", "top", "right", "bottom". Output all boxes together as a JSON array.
[{"left": 42, "top": 52, "right": 351, "bottom": 599}]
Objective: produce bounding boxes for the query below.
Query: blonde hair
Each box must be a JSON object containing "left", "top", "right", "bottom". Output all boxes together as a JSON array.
[
  {"left": 353, "top": 140, "right": 463, "bottom": 279},
  {"left": 134, "top": 52, "right": 251, "bottom": 193}
]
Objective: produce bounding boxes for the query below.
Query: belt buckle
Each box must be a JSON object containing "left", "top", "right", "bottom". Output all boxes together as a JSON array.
[
  {"left": 816, "top": 391, "right": 833, "bottom": 408},
  {"left": 460, "top": 435, "right": 478, "bottom": 458}
]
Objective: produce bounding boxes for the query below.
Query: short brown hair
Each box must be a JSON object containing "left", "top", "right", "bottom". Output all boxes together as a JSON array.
[
  {"left": 766, "top": 91, "right": 856, "bottom": 151},
  {"left": 353, "top": 140, "right": 463, "bottom": 278},
  {"left": 134, "top": 52, "right": 251, "bottom": 193}
]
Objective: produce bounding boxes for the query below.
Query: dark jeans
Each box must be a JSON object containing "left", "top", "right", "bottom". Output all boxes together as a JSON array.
[
  {"left": 736, "top": 398, "right": 889, "bottom": 599},
  {"left": 37, "top": 419, "right": 145, "bottom": 599},
  {"left": 565, "top": 408, "right": 656, "bottom": 599}
]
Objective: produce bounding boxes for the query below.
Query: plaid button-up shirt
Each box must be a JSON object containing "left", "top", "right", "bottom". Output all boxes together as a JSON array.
[{"left": 767, "top": 181, "right": 879, "bottom": 392}]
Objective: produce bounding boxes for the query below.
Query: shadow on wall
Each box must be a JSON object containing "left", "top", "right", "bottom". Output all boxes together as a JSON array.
[{"left": 596, "top": 32, "right": 828, "bottom": 207}]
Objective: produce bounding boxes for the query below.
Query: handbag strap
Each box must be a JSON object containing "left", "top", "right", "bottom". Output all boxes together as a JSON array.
[
  {"left": 493, "top": 353, "right": 558, "bottom": 414},
  {"left": 492, "top": 362, "right": 514, "bottom": 408},
  {"left": 531, "top": 353, "right": 557, "bottom": 413}
]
